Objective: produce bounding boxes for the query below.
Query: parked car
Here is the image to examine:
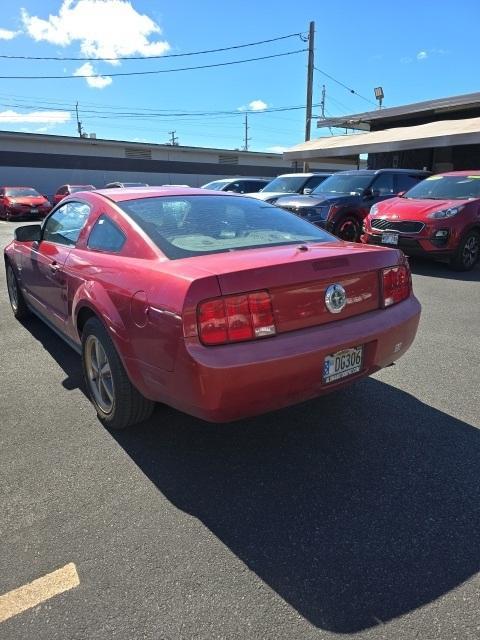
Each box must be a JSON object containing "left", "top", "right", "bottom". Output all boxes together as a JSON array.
[
  {"left": 104, "top": 182, "right": 149, "bottom": 188},
  {"left": 0, "top": 187, "right": 52, "bottom": 220},
  {"left": 248, "top": 172, "right": 332, "bottom": 204},
  {"left": 201, "top": 178, "right": 270, "bottom": 193},
  {"left": 362, "top": 171, "right": 480, "bottom": 270},
  {"left": 54, "top": 184, "right": 96, "bottom": 205},
  {"left": 5, "top": 188, "right": 420, "bottom": 429},
  {"left": 274, "top": 169, "right": 430, "bottom": 242}
]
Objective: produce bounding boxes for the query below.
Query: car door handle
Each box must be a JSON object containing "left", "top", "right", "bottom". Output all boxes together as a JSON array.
[{"left": 49, "top": 261, "right": 61, "bottom": 274}]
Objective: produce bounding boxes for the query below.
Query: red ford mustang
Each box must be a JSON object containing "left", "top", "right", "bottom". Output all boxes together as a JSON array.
[{"left": 4, "top": 187, "right": 421, "bottom": 428}]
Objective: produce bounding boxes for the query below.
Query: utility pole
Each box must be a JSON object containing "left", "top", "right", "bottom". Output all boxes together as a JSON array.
[
  {"left": 75, "top": 101, "right": 85, "bottom": 137},
  {"left": 168, "top": 130, "right": 179, "bottom": 145},
  {"left": 243, "top": 112, "right": 250, "bottom": 151},
  {"left": 303, "top": 20, "right": 315, "bottom": 172}
]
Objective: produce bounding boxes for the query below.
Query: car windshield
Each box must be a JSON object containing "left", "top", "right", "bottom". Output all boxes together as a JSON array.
[
  {"left": 5, "top": 187, "right": 41, "bottom": 197},
  {"left": 119, "top": 195, "right": 336, "bottom": 259},
  {"left": 313, "top": 173, "right": 372, "bottom": 195},
  {"left": 70, "top": 185, "right": 95, "bottom": 193},
  {"left": 202, "top": 180, "right": 229, "bottom": 190},
  {"left": 404, "top": 175, "right": 480, "bottom": 200},
  {"left": 261, "top": 176, "right": 308, "bottom": 193}
]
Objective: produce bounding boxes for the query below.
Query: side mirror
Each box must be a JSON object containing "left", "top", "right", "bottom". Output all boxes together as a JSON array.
[
  {"left": 363, "top": 188, "right": 374, "bottom": 199},
  {"left": 14, "top": 224, "right": 41, "bottom": 242},
  {"left": 303, "top": 187, "right": 312, "bottom": 195}
]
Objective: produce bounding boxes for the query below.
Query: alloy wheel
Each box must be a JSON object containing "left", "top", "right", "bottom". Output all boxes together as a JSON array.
[
  {"left": 84, "top": 335, "right": 115, "bottom": 414},
  {"left": 6, "top": 266, "right": 19, "bottom": 312},
  {"left": 462, "top": 235, "right": 479, "bottom": 269},
  {"left": 338, "top": 219, "right": 360, "bottom": 242}
]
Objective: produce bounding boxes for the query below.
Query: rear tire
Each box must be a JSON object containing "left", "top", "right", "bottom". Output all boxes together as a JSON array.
[
  {"left": 81, "top": 317, "right": 154, "bottom": 429},
  {"left": 333, "top": 215, "right": 361, "bottom": 242},
  {"left": 6, "top": 262, "right": 30, "bottom": 320},
  {"left": 450, "top": 230, "right": 480, "bottom": 271}
]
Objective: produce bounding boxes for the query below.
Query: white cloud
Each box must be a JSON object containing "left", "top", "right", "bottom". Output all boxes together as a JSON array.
[
  {"left": 0, "top": 27, "right": 20, "bottom": 40},
  {"left": 74, "top": 62, "right": 112, "bottom": 88},
  {"left": 417, "top": 50, "right": 428, "bottom": 60},
  {"left": 21, "top": 0, "right": 170, "bottom": 62},
  {"left": 0, "top": 110, "right": 71, "bottom": 124},
  {"left": 400, "top": 56, "right": 413, "bottom": 64},
  {"left": 266, "top": 145, "right": 288, "bottom": 154},
  {"left": 249, "top": 100, "right": 268, "bottom": 111},
  {"left": 238, "top": 99, "right": 269, "bottom": 112}
]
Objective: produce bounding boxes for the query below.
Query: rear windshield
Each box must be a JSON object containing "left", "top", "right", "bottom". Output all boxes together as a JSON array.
[
  {"left": 5, "top": 187, "right": 41, "bottom": 197},
  {"left": 118, "top": 194, "right": 336, "bottom": 259},
  {"left": 404, "top": 175, "right": 480, "bottom": 200}
]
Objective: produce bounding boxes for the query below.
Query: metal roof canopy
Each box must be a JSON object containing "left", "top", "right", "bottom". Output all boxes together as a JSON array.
[
  {"left": 317, "top": 91, "right": 480, "bottom": 130},
  {"left": 285, "top": 117, "right": 480, "bottom": 160}
]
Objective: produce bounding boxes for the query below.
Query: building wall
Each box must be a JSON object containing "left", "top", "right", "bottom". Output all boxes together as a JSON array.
[
  {"left": 368, "top": 144, "right": 480, "bottom": 173},
  {"left": 0, "top": 131, "right": 356, "bottom": 199}
]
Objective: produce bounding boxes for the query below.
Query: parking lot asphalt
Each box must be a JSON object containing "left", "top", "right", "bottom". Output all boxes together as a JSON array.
[{"left": 1, "top": 219, "right": 479, "bottom": 640}]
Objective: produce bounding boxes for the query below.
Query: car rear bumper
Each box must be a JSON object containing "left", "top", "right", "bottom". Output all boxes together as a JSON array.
[{"left": 134, "top": 296, "right": 421, "bottom": 422}]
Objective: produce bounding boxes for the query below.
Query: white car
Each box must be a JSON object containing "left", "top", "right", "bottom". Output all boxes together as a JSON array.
[{"left": 248, "top": 172, "right": 332, "bottom": 204}]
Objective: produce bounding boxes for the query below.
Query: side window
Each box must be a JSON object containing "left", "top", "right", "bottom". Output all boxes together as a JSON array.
[
  {"left": 88, "top": 215, "right": 126, "bottom": 252},
  {"left": 395, "top": 174, "right": 424, "bottom": 193},
  {"left": 372, "top": 173, "right": 395, "bottom": 195},
  {"left": 225, "top": 182, "right": 242, "bottom": 193},
  {"left": 43, "top": 201, "right": 91, "bottom": 246},
  {"left": 305, "top": 175, "right": 327, "bottom": 190}
]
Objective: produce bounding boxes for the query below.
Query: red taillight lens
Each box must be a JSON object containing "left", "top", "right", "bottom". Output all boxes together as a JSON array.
[
  {"left": 198, "top": 291, "right": 276, "bottom": 345},
  {"left": 197, "top": 298, "right": 228, "bottom": 345},
  {"left": 382, "top": 264, "right": 411, "bottom": 307}
]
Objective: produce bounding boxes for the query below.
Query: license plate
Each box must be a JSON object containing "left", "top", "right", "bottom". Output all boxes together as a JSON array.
[
  {"left": 30, "top": 208, "right": 38, "bottom": 213},
  {"left": 381, "top": 232, "right": 399, "bottom": 245},
  {"left": 323, "top": 346, "right": 363, "bottom": 384}
]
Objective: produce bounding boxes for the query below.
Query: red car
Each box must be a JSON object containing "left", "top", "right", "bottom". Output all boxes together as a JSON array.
[
  {"left": 53, "top": 184, "right": 96, "bottom": 205},
  {"left": 362, "top": 171, "right": 480, "bottom": 270},
  {"left": 4, "top": 188, "right": 420, "bottom": 428},
  {"left": 0, "top": 186, "right": 52, "bottom": 220}
]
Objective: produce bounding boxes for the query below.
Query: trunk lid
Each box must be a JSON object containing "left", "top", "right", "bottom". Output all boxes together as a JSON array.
[{"left": 191, "top": 242, "right": 401, "bottom": 333}]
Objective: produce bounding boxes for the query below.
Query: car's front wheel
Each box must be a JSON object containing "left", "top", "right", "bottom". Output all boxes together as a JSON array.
[
  {"left": 333, "top": 215, "right": 362, "bottom": 242},
  {"left": 81, "top": 317, "right": 154, "bottom": 429},
  {"left": 6, "top": 262, "right": 30, "bottom": 320},
  {"left": 450, "top": 230, "right": 480, "bottom": 271}
]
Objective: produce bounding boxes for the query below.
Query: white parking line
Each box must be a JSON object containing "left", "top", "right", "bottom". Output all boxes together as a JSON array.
[{"left": 0, "top": 563, "right": 79, "bottom": 623}]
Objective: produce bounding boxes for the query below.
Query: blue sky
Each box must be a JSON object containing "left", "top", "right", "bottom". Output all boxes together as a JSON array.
[{"left": 0, "top": 0, "right": 477, "bottom": 152}]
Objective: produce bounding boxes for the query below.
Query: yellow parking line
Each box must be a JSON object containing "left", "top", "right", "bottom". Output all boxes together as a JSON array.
[{"left": 0, "top": 563, "right": 79, "bottom": 623}]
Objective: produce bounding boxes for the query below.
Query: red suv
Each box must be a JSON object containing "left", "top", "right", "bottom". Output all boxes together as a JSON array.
[{"left": 362, "top": 171, "right": 480, "bottom": 270}]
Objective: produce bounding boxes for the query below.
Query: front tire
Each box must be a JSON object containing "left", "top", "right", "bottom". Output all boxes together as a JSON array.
[
  {"left": 333, "top": 215, "right": 362, "bottom": 242},
  {"left": 81, "top": 317, "right": 154, "bottom": 429},
  {"left": 450, "top": 230, "right": 480, "bottom": 271},
  {"left": 6, "top": 262, "right": 30, "bottom": 320}
]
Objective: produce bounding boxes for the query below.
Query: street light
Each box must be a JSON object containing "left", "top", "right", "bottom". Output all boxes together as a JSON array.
[{"left": 374, "top": 86, "right": 384, "bottom": 109}]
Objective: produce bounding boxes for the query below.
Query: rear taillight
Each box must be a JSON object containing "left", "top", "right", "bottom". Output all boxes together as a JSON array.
[
  {"left": 382, "top": 264, "right": 411, "bottom": 307},
  {"left": 198, "top": 291, "right": 276, "bottom": 345}
]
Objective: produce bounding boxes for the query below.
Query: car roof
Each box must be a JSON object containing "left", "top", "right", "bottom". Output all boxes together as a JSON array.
[
  {"left": 2, "top": 186, "right": 38, "bottom": 189},
  {"left": 96, "top": 186, "right": 222, "bottom": 202},
  {"left": 275, "top": 172, "right": 332, "bottom": 177},
  {"left": 436, "top": 170, "right": 480, "bottom": 177},
  {"left": 334, "top": 168, "right": 430, "bottom": 176}
]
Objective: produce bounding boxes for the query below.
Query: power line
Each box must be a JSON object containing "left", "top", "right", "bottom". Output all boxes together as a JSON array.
[
  {"left": 313, "top": 65, "right": 377, "bottom": 107},
  {"left": 0, "top": 49, "right": 307, "bottom": 79},
  {"left": 0, "top": 32, "right": 305, "bottom": 62}
]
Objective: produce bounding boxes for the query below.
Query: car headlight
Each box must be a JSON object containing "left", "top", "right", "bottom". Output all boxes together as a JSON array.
[
  {"left": 428, "top": 205, "right": 464, "bottom": 219},
  {"left": 370, "top": 203, "right": 379, "bottom": 215}
]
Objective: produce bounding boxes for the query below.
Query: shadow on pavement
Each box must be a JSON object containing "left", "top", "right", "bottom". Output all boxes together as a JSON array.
[
  {"left": 409, "top": 256, "right": 480, "bottom": 282},
  {"left": 21, "top": 314, "right": 480, "bottom": 633}
]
